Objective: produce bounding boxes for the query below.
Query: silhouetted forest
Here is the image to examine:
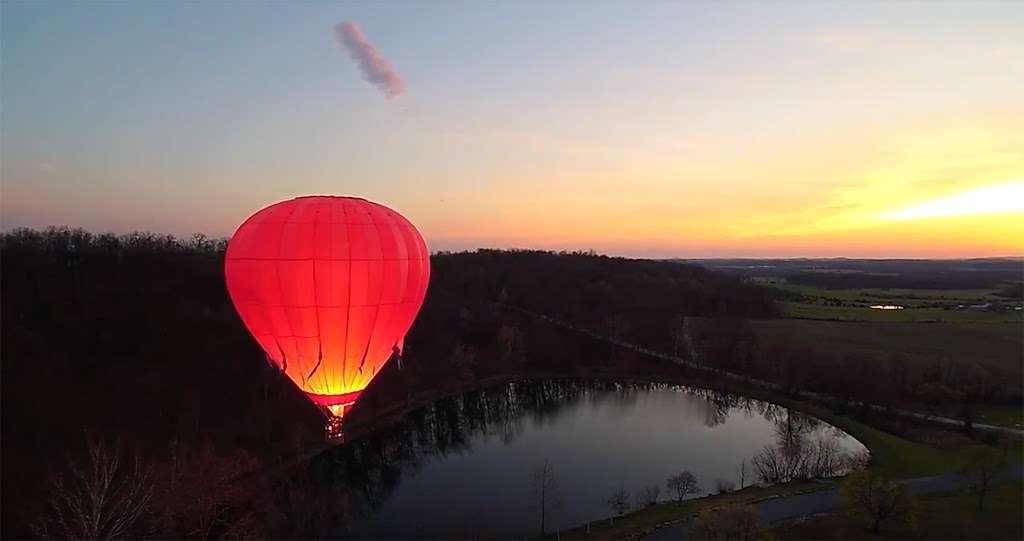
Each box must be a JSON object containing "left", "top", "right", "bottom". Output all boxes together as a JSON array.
[
  {"left": 1, "top": 228, "right": 1016, "bottom": 538},
  {"left": 0, "top": 228, "right": 769, "bottom": 537}
]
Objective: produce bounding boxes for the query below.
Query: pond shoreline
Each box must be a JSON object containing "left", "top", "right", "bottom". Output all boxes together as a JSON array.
[
  {"left": 339, "top": 368, "right": 870, "bottom": 455},
  {"left": 326, "top": 377, "right": 866, "bottom": 539}
]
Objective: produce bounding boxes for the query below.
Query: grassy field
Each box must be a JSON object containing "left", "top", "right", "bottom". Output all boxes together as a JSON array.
[
  {"left": 781, "top": 302, "right": 1023, "bottom": 323},
  {"left": 976, "top": 405, "right": 1024, "bottom": 430},
  {"left": 771, "top": 481, "right": 1023, "bottom": 540},
  {"left": 749, "top": 319, "right": 1023, "bottom": 381},
  {"left": 753, "top": 277, "right": 1023, "bottom": 323},
  {"left": 754, "top": 277, "right": 1006, "bottom": 304}
]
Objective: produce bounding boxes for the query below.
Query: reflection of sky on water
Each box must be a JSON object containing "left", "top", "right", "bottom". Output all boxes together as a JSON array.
[{"left": 327, "top": 383, "right": 865, "bottom": 539}]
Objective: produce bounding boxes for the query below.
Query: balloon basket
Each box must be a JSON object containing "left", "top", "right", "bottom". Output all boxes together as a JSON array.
[
  {"left": 322, "top": 402, "right": 354, "bottom": 442},
  {"left": 325, "top": 415, "right": 344, "bottom": 442}
]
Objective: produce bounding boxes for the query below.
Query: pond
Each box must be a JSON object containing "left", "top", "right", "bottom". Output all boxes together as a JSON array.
[{"left": 299, "top": 379, "right": 867, "bottom": 539}]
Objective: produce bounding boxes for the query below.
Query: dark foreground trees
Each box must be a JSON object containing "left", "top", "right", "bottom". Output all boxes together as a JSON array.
[
  {"left": 33, "top": 435, "right": 272, "bottom": 540},
  {"left": 530, "top": 459, "right": 561, "bottom": 536},
  {"left": 665, "top": 470, "right": 701, "bottom": 502},
  {"left": 961, "top": 449, "right": 1006, "bottom": 511},
  {"left": 606, "top": 485, "right": 630, "bottom": 524},
  {"left": 34, "top": 437, "right": 154, "bottom": 540},
  {"left": 751, "top": 434, "right": 848, "bottom": 484},
  {"left": 841, "top": 471, "right": 917, "bottom": 534},
  {"left": 636, "top": 484, "right": 661, "bottom": 507},
  {"left": 693, "top": 503, "right": 762, "bottom": 541}
]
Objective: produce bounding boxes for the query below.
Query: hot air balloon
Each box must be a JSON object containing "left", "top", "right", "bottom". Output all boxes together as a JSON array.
[{"left": 224, "top": 196, "right": 430, "bottom": 434}]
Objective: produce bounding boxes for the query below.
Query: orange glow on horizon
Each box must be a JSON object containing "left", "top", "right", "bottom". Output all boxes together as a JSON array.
[
  {"left": 880, "top": 181, "right": 1024, "bottom": 221},
  {"left": 5, "top": 106, "right": 1021, "bottom": 259},
  {"left": 413, "top": 110, "right": 1024, "bottom": 258}
]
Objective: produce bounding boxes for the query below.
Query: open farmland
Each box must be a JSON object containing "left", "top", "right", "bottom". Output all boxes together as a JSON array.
[
  {"left": 749, "top": 319, "right": 1024, "bottom": 381},
  {"left": 780, "top": 302, "right": 1022, "bottom": 322}
]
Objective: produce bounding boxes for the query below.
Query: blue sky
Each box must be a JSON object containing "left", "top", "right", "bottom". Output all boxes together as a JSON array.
[{"left": 3, "top": 1, "right": 1022, "bottom": 256}]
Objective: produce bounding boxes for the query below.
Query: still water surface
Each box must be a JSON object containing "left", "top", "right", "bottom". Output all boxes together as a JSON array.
[{"left": 306, "top": 380, "right": 865, "bottom": 538}]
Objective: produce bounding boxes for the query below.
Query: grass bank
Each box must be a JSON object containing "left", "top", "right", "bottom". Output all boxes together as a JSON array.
[
  {"left": 547, "top": 481, "right": 826, "bottom": 540},
  {"left": 770, "top": 480, "right": 1023, "bottom": 539}
]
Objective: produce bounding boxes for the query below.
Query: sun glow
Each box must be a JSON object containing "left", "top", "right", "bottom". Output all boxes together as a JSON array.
[{"left": 880, "top": 181, "right": 1024, "bottom": 221}]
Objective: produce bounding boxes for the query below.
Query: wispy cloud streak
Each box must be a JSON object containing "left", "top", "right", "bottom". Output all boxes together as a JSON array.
[{"left": 334, "top": 21, "right": 405, "bottom": 99}]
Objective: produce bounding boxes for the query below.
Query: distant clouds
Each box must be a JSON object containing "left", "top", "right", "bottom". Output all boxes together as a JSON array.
[{"left": 334, "top": 21, "right": 405, "bottom": 99}]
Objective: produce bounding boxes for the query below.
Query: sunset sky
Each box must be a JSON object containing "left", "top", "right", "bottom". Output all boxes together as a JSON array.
[{"left": 2, "top": 1, "right": 1022, "bottom": 258}]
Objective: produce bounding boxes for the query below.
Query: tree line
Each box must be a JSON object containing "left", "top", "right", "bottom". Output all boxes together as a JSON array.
[
  {"left": 2, "top": 228, "right": 772, "bottom": 536},
  {"left": 2, "top": 227, "right": 1013, "bottom": 538}
]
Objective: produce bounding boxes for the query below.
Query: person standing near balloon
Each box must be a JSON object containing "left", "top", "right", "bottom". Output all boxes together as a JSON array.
[{"left": 224, "top": 196, "right": 430, "bottom": 438}]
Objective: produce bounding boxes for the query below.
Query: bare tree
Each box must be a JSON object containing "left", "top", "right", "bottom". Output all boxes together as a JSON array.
[
  {"left": 961, "top": 451, "right": 1004, "bottom": 511},
  {"left": 665, "top": 470, "right": 701, "bottom": 502},
  {"left": 668, "top": 314, "right": 686, "bottom": 357},
  {"left": 606, "top": 485, "right": 631, "bottom": 524},
  {"left": 714, "top": 478, "right": 736, "bottom": 494},
  {"left": 806, "top": 436, "right": 844, "bottom": 479},
  {"left": 605, "top": 314, "right": 631, "bottom": 360},
  {"left": 636, "top": 484, "right": 661, "bottom": 508},
  {"left": 497, "top": 324, "right": 524, "bottom": 362},
  {"left": 34, "top": 437, "right": 154, "bottom": 540},
  {"left": 752, "top": 435, "right": 846, "bottom": 484},
  {"left": 845, "top": 450, "right": 872, "bottom": 472},
  {"left": 607, "top": 314, "right": 631, "bottom": 341},
  {"left": 530, "top": 459, "right": 561, "bottom": 535},
  {"left": 736, "top": 459, "right": 748, "bottom": 490},
  {"left": 448, "top": 343, "right": 478, "bottom": 382},
  {"left": 841, "top": 471, "right": 917, "bottom": 534},
  {"left": 693, "top": 503, "right": 762, "bottom": 541},
  {"left": 751, "top": 444, "right": 798, "bottom": 484},
  {"left": 155, "top": 440, "right": 269, "bottom": 539}
]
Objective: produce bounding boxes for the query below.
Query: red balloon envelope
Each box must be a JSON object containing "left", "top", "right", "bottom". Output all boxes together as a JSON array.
[{"left": 224, "top": 196, "right": 430, "bottom": 421}]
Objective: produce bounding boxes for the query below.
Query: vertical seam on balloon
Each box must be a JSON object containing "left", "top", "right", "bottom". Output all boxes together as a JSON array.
[
  {"left": 341, "top": 201, "right": 354, "bottom": 391},
  {"left": 384, "top": 218, "right": 403, "bottom": 355},
  {"left": 275, "top": 338, "right": 288, "bottom": 373},
  {"left": 388, "top": 221, "right": 409, "bottom": 357},
  {"left": 391, "top": 223, "right": 414, "bottom": 353},
  {"left": 394, "top": 220, "right": 409, "bottom": 306},
  {"left": 277, "top": 203, "right": 304, "bottom": 390},
  {"left": 321, "top": 202, "right": 337, "bottom": 395},
  {"left": 355, "top": 207, "right": 388, "bottom": 379},
  {"left": 307, "top": 203, "right": 325, "bottom": 393}
]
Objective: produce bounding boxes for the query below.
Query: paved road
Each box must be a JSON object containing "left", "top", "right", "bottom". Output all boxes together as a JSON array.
[{"left": 643, "top": 465, "right": 1024, "bottom": 540}]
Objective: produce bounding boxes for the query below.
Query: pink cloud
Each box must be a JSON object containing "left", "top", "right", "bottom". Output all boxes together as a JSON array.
[{"left": 334, "top": 21, "right": 405, "bottom": 99}]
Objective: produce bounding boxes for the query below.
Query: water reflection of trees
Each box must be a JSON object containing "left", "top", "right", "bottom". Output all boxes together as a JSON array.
[
  {"left": 279, "top": 379, "right": 861, "bottom": 537},
  {"left": 749, "top": 405, "right": 859, "bottom": 485}
]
